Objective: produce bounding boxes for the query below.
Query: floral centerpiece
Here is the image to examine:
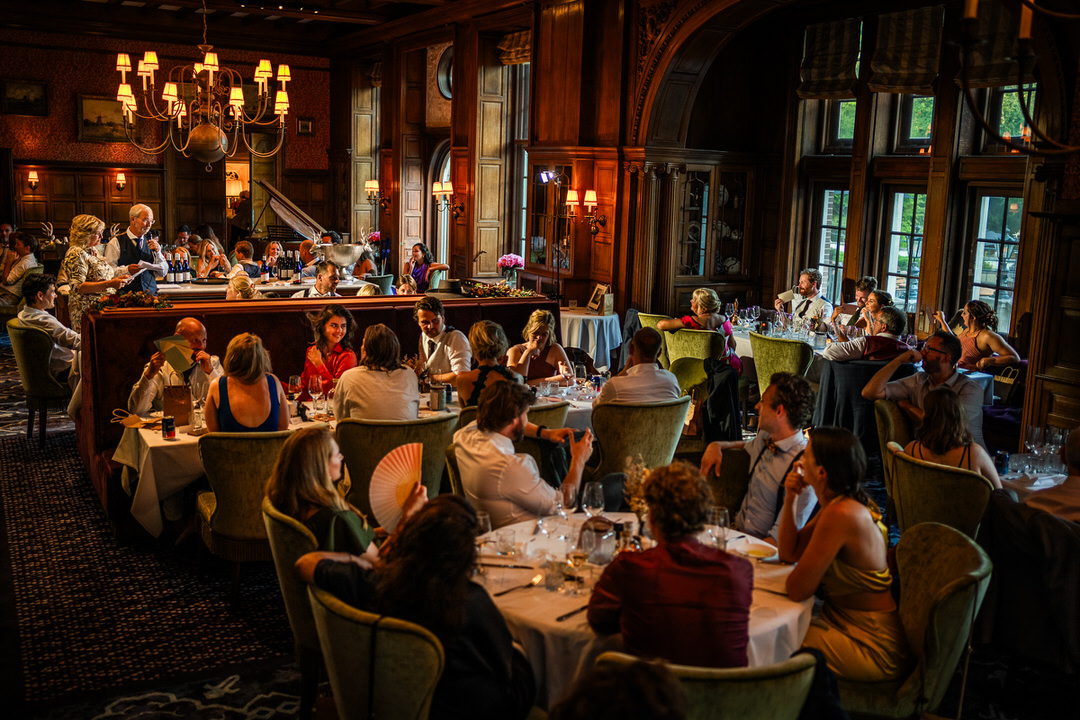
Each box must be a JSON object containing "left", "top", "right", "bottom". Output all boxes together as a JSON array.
[
  {"left": 89, "top": 290, "right": 172, "bottom": 312},
  {"left": 497, "top": 253, "right": 524, "bottom": 285}
]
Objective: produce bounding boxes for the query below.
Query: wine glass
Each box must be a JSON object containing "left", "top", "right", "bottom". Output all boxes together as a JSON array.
[
  {"left": 558, "top": 361, "right": 574, "bottom": 386},
  {"left": 1024, "top": 425, "right": 1043, "bottom": 473},
  {"left": 582, "top": 481, "right": 605, "bottom": 518},
  {"left": 574, "top": 363, "right": 588, "bottom": 388},
  {"left": 724, "top": 302, "right": 735, "bottom": 319},
  {"left": 287, "top": 375, "right": 302, "bottom": 400},
  {"left": 556, "top": 482, "right": 577, "bottom": 520},
  {"left": 308, "top": 375, "right": 324, "bottom": 415},
  {"left": 322, "top": 377, "right": 337, "bottom": 418},
  {"left": 706, "top": 505, "right": 730, "bottom": 549},
  {"left": 475, "top": 510, "right": 493, "bottom": 551}
]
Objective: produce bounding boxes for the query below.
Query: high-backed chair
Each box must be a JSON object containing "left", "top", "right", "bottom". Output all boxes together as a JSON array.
[
  {"left": 308, "top": 586, "right": 445, "bottom": 720},
  {"left": 587, "top": 397, "right": 691, "bottom": 482},
  {"left": 637, "top": 313, "right": 673, "bottom": 368},
  {"left": 748, "top": 332, "right": 814, "bottom": 394},
  {"left": 874, "top": 399, "right": 916, "bottom": 509},
  {"left": 427, "top": 268, "right": 445, "bottom": 290},
  {"left": 514, "top": 400, "right": 571, "bottom": 468},
  {"left": 596, "top": 651, "right": 816, "bottom": 720},
  {"left": 197, "top": 431, "right": 292, "bottom": 593},
  {"left": 667, "top": 328, "right": 730, "bottom": 395},
  {"left": 812, "top": 360, "right": 916, "bottom": 454},
  {"left": 336, "top": 414, "right": 457, "bottom": 517},
  {"left": 366, "top": 274, "right": 394, "bottom": 295},
  {"left": 837, "top": 522, "right": 993, "bottom": 718},
  {"left": 7, "top": 318, "right": 72, "bottom": 441},
  {"left": 886, "top": 442, "right": 996, "bottom": 538},
  {"left": 704, "top": 446, "right": 751, "bottom": 517},
  {"left": 262, "top": 498, "right": 320, "bottom": 719},
  {"left": 456, "top": 405, "right": 478, "bottom": 432},
  {"left": 445, "top": 443, "right": 463, "bottom": 496}
]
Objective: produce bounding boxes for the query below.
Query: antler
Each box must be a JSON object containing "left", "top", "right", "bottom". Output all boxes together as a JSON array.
[
  {"left": 40, "top": 221, "right": 54, "bottom": 239},
  {"left": 110, "top": 223, "right": 122, "bottom": 239}
]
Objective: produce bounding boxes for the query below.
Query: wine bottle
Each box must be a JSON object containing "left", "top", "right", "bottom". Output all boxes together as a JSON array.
[
  {"left": 166, "top": 254, "right": 176, "bottom": 283},
  {"left": 183, "top": 258, "right": 191, "bottom": 283}
]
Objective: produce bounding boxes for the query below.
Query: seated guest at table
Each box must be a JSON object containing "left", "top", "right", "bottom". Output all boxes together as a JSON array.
[
  {"left": 657, "top": 287, "right": 742, "bottom": 374},
  {"left": 901, "top": 387, "right": 1001, "bottom": 488},
  {"left": 700, "top": 372, "right": 817, "bottom": 543},
  {"left": 862, "top": 330, "right": 985, "bottom": 449},
  {"left": 933, "top": 300, "right": 1021, "bottom": 372},
  {"left": 835, "top": 289, "right": 893, "bottom": 342},
  {"left": 352, "top": 245, "right": 377, "bottom": 279},
  {"left": 829, "top": 275, "right": 877, "bottom": 328},
  {"left": 548, "top": 660, "right": 688, "bottom": 720},
  {"left": 61, "top": 214, "right": 130, "bottom": 332},
  {"left": 396, "top": 273, "right": 418, "bottom": 295},
  {"left": 1024, "top": 427, "right": 1080, "bottom": 522},
  {"left": 357, "top": 283, "right": 380, "bottom": 296},
  {"left": 225, "top": 274, "right": 264, "bottom": 300},
  {"left": 588, "top": 461, "right": 752, "bottom": 668},
  {"left": 205, "top": 332, "right": 290, "bottom": 432},
  {"left": 778, "top": 427, "right": 912, "bottom": 682},
  {"left": 262, "top": 241, "right": 284, "bottom": 272},
  {"left": 194, "top": 239, "right": 229, "bottom": 278},
  {"left": 594, "top": 328, "right": 679, "bottom": 406},
  {"left": 129, "top": 317, "right": 223, "bottom": 415},
  {"left": 507, "top": 309, "right": 572, "bottom": 386},
  {"left": 299, "top": 303, "right": 357, "bottom": 401},
  {"left": 0, "top": 231, "right": 39, "bottom": 306},
  {"left": 296, "top": 494, "right": 536, "bottom": 720},
  {"left": 172, "top": 225, "right": 192, "bottom": 260},
  {"left": 17, "top": 273, "right": 79, "bottom": 385},
  {"left": 774, "top": 268, "right": 834, "bottom": 324},
  {"left": 291, "top": 260, "right": 342, "bottom": 298},
  {"left": 333, "top": 323, "right": 419, "bottom": 421},
  {"left": 403, "top": 242, "right": 449, "bottom": 293},
  {"left": 228, "top": 240, "right": 260, "bottom": 278},
  {"left": 456, "top": 320, "right": 521, "bottom": 408},
  {"left": 823, "top": 306, "right": 909, "bottom": 362},
  {"left": 298, "top": 239, "right": 320, "bottom": 278},
  {"left": 412, "top": 295, "right": 471, "bottom": 385},
  {"left": 455, "top": 382, "right": 589, "bottom": 528}
]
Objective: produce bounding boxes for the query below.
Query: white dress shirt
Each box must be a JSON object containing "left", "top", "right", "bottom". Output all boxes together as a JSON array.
[
  {"left": 1, "top": 253, "right": 38, "bottom": 303},
  {"left": 788, "top": 292, "right": 833, "bottom": 321},
  {"left": 128, "top": 354, "right": 223, "bottom": 415},
  {"left": 104, "top": 231, "right": 168, "bottom": 277},
  {"left": 290, "top": 286, "right": 341, "bottom": 298},
  {"left": 419, "top": 327, "right": 472, "bottom": 376},
  {"left": 17, "top": 306, "right": 79, "bottom": 377},
  {"left": 454, "top": 421, "right": 559, "bottom": 528},
  {"left": 735, "top": 430, "right": 817, "bottom": 540},
  {"left": 593, "top": 362, "right": 681, "bottom": 406},
  {"left": 332, "top": 366, "right": 420, "bottom": 421}
]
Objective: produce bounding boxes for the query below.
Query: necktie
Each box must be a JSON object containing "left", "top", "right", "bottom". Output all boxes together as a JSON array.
[
  {"left": 797, "top": 299, "right": 811, "bottom": 318},
  {"left": 428, "top": 340, "right": 437, "bottom": 356},
  {"left": 766, "top": 441, "right": 782, "bottom": 455}
]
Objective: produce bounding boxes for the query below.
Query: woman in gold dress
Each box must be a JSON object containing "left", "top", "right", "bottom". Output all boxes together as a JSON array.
[{"left": 60, "top": 214, "right": 128, "bottom": 331}]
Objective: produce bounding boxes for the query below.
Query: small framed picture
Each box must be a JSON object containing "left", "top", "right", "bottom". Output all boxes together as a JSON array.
[
  {"left": 77, "top": 95, "right": 127, "bottom": 143},
  {"left": 296, "top": 116, "right": 315, "bottom": 136},
  {"left": 587, "top": 283, "right": 610, "bottom": 313},
  {"left": 3, "top": 80, "right": 48, "bottom": 117}
]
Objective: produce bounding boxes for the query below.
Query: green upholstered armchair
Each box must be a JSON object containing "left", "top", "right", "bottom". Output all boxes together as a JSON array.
[
  {"left": 366, "top": 274, "right": 394, "bottom": 295},
  {"left": 587, "top": 396, "right": 691, "bottom": 482},
  {"left": 262, "top": 498, "right": 320, "bottom": 720},
  {"left": 427, "top": 268, "right": 445, "bottom": 290},
  {"left": 308, "top": 586, "right": 445, "bottom": 720},
  {"left": 596, "top": 651, "right": 816, "bottom": 720},
  {"left": 445, "top": 443, "right": 462, "bottom": 496},
  {"left": 667, "top": 328, "right": 730, "bottom": 395},
  {"left": 197, "top": 431, "right": 292, "bottom": 593},
  {"left": 636, "top": 312, "right": 673, "bottom": 368},
  {"left": 7, "top": 317, "right": 72, "bottom": 441},
  {"left": 336, "top": 414, "right": 457, "bottom": 517},
  {"left": 705, "top": 446, "right": 751, "bottom": 518},
  {"left": 837, "top": 522, "right": 992, "bottom": 719},
  {"left": 874, "top": 399, "right": 915, "bottom": 510},
  {"left": 456, "top": 405, "right": 478, "bottom": 432},
  {"left": 886, "top": 442, "right": 995, "bottom": 539},
  {"left": 748, "top": 332, "right": 814, "bottom": 393},
  {"left": 514, "top": 400, "right": 572, "bottom": 469}
]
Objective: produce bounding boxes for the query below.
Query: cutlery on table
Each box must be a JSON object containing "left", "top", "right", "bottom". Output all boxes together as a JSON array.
[
  {"left": 479, "top": 562, "right": 538, "bottom": 570},
  {"left": 556, "top": 605, "right": 589, "bottom": 622},
  {"left": 494, "top": 573, "right": 543, "bottom": 597}
]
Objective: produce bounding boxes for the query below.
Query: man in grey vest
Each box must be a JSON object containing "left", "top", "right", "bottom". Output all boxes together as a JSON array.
[{"left": 105, "top": 203, "right": 167, "bottom": 295}]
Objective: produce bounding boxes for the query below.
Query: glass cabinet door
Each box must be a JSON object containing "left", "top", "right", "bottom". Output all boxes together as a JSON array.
[
  {"left": 678, "top": 171, "right": 710, "bottom": 277},
  {"left": 527, "top": 164, "right": 573, "bottom": 273},
  {"left": 713, "top": 171, "right": 747, "bottom": 277}
]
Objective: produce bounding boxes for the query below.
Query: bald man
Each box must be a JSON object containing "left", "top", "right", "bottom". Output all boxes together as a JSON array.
[
  {"left": 127, "top": 317, "right": 223, "bottom": 415},
  {"left": 105, "top": 203, "right": 168, "bottom": 295}
]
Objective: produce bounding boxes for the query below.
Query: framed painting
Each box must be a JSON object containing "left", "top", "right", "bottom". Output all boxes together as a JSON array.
[
  {"left": 296, "top": 116, "right": 315, "bottom": 136},
  {"left": 3, "top": 80, "right": 48, "bottom": 116},
  {"left": 587, "top": 282, "right": 610, "bottom": 312},
  {"left": 77, "top": 95, "right": 127, "bottom": 142}
]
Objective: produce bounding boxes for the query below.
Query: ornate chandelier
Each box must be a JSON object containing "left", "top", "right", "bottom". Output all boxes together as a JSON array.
[{"left": 114, "top": 0, "right": 290, "bottom": 168}]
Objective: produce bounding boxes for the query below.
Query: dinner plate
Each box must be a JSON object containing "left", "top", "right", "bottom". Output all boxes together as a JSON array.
[{"left": 728, "top": 536, "right": 779, "bottom": 561}]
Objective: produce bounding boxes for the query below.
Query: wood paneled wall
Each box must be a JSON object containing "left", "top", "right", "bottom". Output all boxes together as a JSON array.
[
  {"left": 351, "top": 65, "right": 381, "bottom": 238},
  {"left": 399, "top": 48, "right": 428, "bottom": 258},
  {"left": 14, "top": 164, "right": 162, "bottom": 233},
  {"left": 473, "top": 37, "right": 511, "bottom": 276}
]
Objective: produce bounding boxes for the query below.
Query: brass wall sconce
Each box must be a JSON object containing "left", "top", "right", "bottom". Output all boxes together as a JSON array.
[
  {"left": 433, "top": 181, "right": 464, "bottom": 218},
  {"left": 366, "top": 179, "right": 391, "bottom": 214},
  {"left": 116, "top": 172, "right": 127, "bottom": 190},
  {"left": 27, "top": 171, "right": 39, "bottom": 190},
  {"left": 583, "top": 190, "right": 606, "bottom": 235}
]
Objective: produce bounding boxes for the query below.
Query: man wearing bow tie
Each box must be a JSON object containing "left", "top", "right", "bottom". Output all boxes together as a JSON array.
[
  {"left": 774, "top": 267, "right": 833, "bottom": 323},
  {"left": 105, "top": 203, "right": 167, "bottom": 295},
  {"left": 411, "top": 295, "right": 471, "bottom": 385},
  {"left": 700, "top": 372, "right": 817, "bottom": 543}
]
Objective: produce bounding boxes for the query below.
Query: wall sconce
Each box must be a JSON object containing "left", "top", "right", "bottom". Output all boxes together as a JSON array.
[
  {"left": 583, "top": 190, "right": 606, "bottom": 235},
  {"left": 565, "top": 189, "right": 579, "bottom": 219},
  {"left": 116, "top": 172, "right": 127, "bottom": 191},
  {"left": 433, "top": 181, "right": 464, "bottom": 218},
  {"left": 366, "top": 179, "right": 391, "bottom": 214},
  {"left": 27, "top": 171, "right": 39, "bottom": 190}
]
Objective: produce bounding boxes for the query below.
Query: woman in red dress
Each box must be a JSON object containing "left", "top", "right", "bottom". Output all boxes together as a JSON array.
[
  {"left": 657, "top": 287, "right": 742, "bottom": 374},
  {"left": 299, "top": 303, "right": 358, "bottom": 401}
]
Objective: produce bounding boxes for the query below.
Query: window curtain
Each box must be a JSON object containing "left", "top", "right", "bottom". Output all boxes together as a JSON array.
[
  {"left": 498, "top": 31, "right": 531, "bottom": 65},
  {"left": 868, "top": 5, "right": 944, "bottom": 94},
  {"left": 955, "top": 1, "right": 1035, "bottom": 88},
  {"left": 796, "top": 18, "right": 862, "bottom": 99}
]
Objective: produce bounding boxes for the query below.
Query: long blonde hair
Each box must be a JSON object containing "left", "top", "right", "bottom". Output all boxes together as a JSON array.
[
  {"left": 522, "top": 309, "right": 556, "bottom": 348},
  {"left": 265, "top": 427, "right": 349, "bottom": 517},
  {"left": 223, "top": 332, "right": 272, "bottom": 383},
  {"left": 68, "top": 214, "right": 105, "bottom": 250}
]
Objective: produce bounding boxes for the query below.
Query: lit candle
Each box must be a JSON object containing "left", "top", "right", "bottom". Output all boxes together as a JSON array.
[{"left": 1019, "top": 1, "right": 1033, "bottom": 39}]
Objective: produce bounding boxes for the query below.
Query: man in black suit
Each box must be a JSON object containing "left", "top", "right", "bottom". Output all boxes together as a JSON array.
[{"left": 105, "top": 203, "right": 167, "bottom": 295}]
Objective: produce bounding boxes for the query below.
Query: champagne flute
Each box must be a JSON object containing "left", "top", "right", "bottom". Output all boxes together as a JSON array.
[
  {"left": 308, "top": 375, "right": 324, "bottom": 415},
  {"left": 582, "top": 481, "right": 605, "bottom": 518},
  {"left": 1024, "top": 425, "right": 1043, "bottom": 473}
]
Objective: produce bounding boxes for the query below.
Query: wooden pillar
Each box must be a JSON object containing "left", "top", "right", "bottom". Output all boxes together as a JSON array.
[
  {"left": 655, "top": 165, "right": 681, "bottom": 316},
  {"left": 630, "top": 164, "right": 661, "bottom": 311}
]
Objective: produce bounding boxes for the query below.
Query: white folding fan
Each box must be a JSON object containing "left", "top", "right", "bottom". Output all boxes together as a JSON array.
[{"left": 369, "top": 443, "right": 423, "bottom": 532}]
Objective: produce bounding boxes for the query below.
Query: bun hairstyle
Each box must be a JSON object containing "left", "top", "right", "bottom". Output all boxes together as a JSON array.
[{"left": 965, "top": 300, "right": 998, "bottom": 331}]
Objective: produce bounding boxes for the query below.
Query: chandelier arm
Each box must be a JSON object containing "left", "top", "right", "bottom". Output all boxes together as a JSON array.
[
  {"left": 1019, "top": 0, "right": 1080, "bottom": 21},
  {"left": 240, "top": 123, "right": 287, "bottom": 158},
  {"left": 1013, "top": 43, "right": 1079, "bottom": 151},
  {"left": 122, "top": 116, "right": 178, "bottom": 156}
]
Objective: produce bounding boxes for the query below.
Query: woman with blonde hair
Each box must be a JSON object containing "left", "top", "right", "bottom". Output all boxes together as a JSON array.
[
  {"left": 225, "top": 274, "right": 264, "bottom": 300},
  {"left": 206, "top": 332, "right": 290, "bottom": 432},
  {"left": 657, "top": 287, "right": 741, "bottom": 374},
  {"left": 195, "top": 239, "right": 229, "bottom": 278},
  {"left": 455, "top": 320, "right": 522, "bottom": 407},
  {"left": 507, "top": 309, "right": 572, "bottom": 385},
  {"left": 60, "top": 214, "right": 129, "bottom": 330},
  {"left": 333, "top": 323, "right": 419, "bottom": 420},
  {"left": 933, "top": 300, "right": 1020, "bottom": 372}
]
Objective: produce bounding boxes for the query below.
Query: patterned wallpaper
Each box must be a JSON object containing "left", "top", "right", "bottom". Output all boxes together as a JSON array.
[{"left": 0, "top": 29, "right": 330, "bottom": 170}]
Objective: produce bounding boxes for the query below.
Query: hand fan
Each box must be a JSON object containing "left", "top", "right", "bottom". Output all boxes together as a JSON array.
[{"left": 369, "top": 443, "right": 423, "bottom": 532}]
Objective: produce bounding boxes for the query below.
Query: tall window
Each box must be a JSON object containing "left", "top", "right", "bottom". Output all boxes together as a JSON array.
[
  {"left": 895, "top": 94, "right": 934, "bottom": 152},
  {"left": 435, "top": 153, "right": 451, "bottom": 261},
  {"left": 815, "top": 188, "right": 849, "bottom": 303},
  {"left": 823, "top": 99, "right": 857, "bottom": 152},
  {"left": 971, "top": 193, "right": 1023, "bottom": 331},
  {"left": 884, "top": 190, "right": 926, "bottom": 313}
]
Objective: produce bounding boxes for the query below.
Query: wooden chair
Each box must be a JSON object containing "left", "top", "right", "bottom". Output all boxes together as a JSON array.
[
  {"left": 336, "top": 414, "right": 457, "bottom": 517},
  {"left": 308, "top": 586, "right": 445, "bottom": 720},
  {"left": 704, "top": 446, "right": 751, "bottom": 517},
  {"left": 6, "top": 317, "right": 72, "bottom": 442},
  {"left": 596, "top": 651, "right": 816, "bottom": 720},
  {"left": 587, "top": 397, "right": 691, "bottom": 482},
  {"left": 748, "top": 332, "right": 814, "bottom": 393},
  {"left": 887, "top": 442, "right": 996, "bottom": 538},
  {"left": 445, "top": 443, "right": 463, "bottom": 496},
  {"left": 637, "top": 312, "right": 673, "bottom": 368},
  {"left": 456, "top": 405, "right": 478, "bottom": 432}
]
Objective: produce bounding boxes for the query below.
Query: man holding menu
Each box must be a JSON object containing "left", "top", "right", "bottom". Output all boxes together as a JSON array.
[
  {"left": 105, "top": 203, "right": 168, "bottom": 295},
  {"left": 128, "top": 317, "right": 222, "bottom": 414}
]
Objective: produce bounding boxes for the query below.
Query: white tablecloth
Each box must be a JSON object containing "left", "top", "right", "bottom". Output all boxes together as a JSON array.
[
  {"left": 478, "top": 517, "right": 812, "bottom": 708},
  {"left": 422, "top": 392, "right": 594, "bottom": 431},
  {"left": 560, "top": 308, "right": 621, "bottom": 370}
]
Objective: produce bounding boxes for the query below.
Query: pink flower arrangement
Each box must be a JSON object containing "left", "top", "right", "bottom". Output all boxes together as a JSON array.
[
  {"left": 497, "top": 253, "right": 524, "bottom": 270},
  {"left": 369, "top": 231, "right": 381, "bottom": 243}
]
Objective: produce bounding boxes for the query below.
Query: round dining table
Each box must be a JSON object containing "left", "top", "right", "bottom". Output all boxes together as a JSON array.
[{"left": 476, "top": 514, "right": 813, "bottom": 709}]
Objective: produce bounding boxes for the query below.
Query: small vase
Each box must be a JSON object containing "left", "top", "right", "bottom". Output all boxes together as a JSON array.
[{"left": 502, "top": 268, "right": 518, "bottom": 287}]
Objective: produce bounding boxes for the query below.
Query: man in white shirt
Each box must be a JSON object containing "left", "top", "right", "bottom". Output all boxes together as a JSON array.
[
  {"left": 594, "top": 327, "right": 680, "bottom": 406},
  {"left": 104, "top": 203, "right": 168, "bottom": 295},
  {"left": 128, "top": 317, "right": 223, "bottom": 415},
  {"left": 16, "top": 273, "right": 79, "bottom": 383},
  {"left": 1024, "top": 428, "right": 1080, "bottom": 523},
  {"left": 455, "top": 381, "right": 592, "bottom": 528},
  {"left": 822, "top": 306, "right": 909, "bottom": 362},
  {"left": 291, "top": 261, "right": 342, "bottom": 298},
  {"left": 412, "top": 295, "right": 471, "bottom": 385},
  {"left": 1, "top": 231, "right": 39, "bottom": 305},
  {"left": 700, "top": 372, "right": 817, "bottom": 543},
  {"left": 774, "top": 267, "right": 833, "bottom": 323}
]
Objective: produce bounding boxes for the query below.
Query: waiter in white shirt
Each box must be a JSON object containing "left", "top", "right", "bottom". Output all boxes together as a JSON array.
[{"left": 411, "top": 295, "right": 471, "bottom": 385}]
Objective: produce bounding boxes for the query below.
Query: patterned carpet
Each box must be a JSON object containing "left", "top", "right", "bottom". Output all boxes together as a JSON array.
[{"left": 0, "top": 334, "right": 74, "bottom": 438}]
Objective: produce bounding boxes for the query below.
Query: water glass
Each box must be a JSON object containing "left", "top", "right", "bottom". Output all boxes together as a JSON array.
[
  {"left": 495, "top": 528, "right": 516, "bottom": 556},
  {"left": 706, "top": 505, "right": 730, "bottom": 548},
  {"left": 1023, "top": 425, "right": 1044, "bottom": 473},
  {"left": 582, "top": 481, "right": 605, "bottom": 518}
]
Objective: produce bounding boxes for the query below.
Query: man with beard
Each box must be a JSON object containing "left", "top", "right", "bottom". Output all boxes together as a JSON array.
[
  {"left": 830, "top": 275, "right": 877, "bottom": 327},
  {"left": 453, "top": 381, "right": 592, "bottom": 528},
  {"left": 411, "top": 295, "right": 471, "bottom": 385},
  {"left": 862, "top": 330, "right": 985, "bottom": 449}
]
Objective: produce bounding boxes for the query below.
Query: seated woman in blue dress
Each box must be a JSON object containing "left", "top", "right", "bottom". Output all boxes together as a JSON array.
[
  {"left": 205, "top": 332, "right": 291, "bottom": 432},
  {"left": 402, "top": 242, "right": 449, "bottom": 293}
]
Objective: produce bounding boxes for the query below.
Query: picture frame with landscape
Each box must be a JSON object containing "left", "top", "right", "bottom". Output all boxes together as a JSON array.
[
  {"left": 2, "top": 80, "right": 48, "bottom": 116},
  {"left": 77, "top": 95, "right": 127, "bottom": 143}
]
